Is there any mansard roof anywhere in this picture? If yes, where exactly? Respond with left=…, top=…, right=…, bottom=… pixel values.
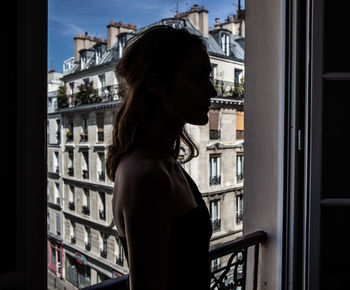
left=65, top=17, right=244, bottom=77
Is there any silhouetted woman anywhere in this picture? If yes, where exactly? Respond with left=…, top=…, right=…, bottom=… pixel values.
left=106, top=25, right=217, bottom=290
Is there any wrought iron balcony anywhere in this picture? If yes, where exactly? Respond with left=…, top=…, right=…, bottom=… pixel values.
left=210, top=175, right=221, bottom=186
left=56, top=85, right=121, bottom=110
left=81, top=231, right=267, bottom=290
left=210, top=129, right=221, bottom=140
left=211, top=79, right=244, bottom=99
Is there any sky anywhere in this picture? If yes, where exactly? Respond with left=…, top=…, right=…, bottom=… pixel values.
left=48, top=0, right=245, bottom=73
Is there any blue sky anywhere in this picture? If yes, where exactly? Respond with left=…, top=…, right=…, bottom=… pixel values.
left=48, top=0, right=244, bottom=73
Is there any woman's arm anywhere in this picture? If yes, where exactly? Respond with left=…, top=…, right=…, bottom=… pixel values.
left=119, top=163, right=175, bottom=290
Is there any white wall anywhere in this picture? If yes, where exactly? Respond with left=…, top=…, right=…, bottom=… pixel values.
left=244, top=0, right=283, bottom=289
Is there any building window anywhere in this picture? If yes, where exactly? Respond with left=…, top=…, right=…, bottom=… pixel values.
left=53, top=151, right=59, bottom=173
left=66, top=254, right=91, bottom=288
left=234, top=68, right=243, bottom=85
left=237, top=153, right=244, bottom=182
left=221, top=33, right=230, bottom=56
left=99, top=232, right=107, bottom=258
left=115, top=237, right=124, bottom=266
left=70, top=220, right=76, bottom=243
left=210, top=200, right=221, bottom=232
left=84, top=226, right=91, bottom=251
left=47, top=212, right=50, bottom=232
left=236, top=194, right=243, bottom=224
left=210, top=63, right=218, bottom=81
left=96, top=113, right=104, bottom=142
left=54, top=182, right=60, bottom=205
left=56, top=119, right=61, bottom=143
left=50, top=246, right=56, bottom=272
left=82, top=151, right=89, bottom=179
left=98, top=152, right=105, bottom=181
left=55, top=213, right=61, bottom=236
left=209, top=109, right=221, bottom=140
left=68, top=185, right=75, bottom=210
left=67, top=118, right=74, bottom=142
left=211, top=258, right=220, bottom=272
left=68, top=151, right=74, bottom=176
left=81, top=116, right=88, bottom=141
left=209, top=154, right=221, bottom=186
left=82, top=188, right=90, bottom=215
left=98, top=192, right=106, bottom=220
left=118, top=35, right=126, bottom=58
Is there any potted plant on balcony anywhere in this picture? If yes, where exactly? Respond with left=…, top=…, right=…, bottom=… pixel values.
left=57, top=85, right=69, bottom=108
left=75, top=81, right=101, bottom=105
left=66, top=129, right=73, bottom=141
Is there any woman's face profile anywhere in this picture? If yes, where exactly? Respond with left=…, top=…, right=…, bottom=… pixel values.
left=161, top=45, right=217, bottom=126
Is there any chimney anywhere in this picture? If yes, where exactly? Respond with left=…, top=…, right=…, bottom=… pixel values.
left=107, top=21, right=137, bottom=50
left=184, top=4, right=209, bottom=37
left=74, top=32, right=106, bottom=62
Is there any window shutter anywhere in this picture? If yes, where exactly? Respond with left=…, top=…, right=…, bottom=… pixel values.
left=97, top=113, right=104, bottom=132
left=209, top=110, right=219, bottom=130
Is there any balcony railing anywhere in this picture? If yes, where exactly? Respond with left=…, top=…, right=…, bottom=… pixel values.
left=81, top=231, right=267, bottom=290
left=211, top=79, right=244, bottom=99
left=57, top=85, right=121, bottom=110
left=210, top=175, right=221, bottom=186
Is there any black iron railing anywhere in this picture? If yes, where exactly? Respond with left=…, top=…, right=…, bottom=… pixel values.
left=210, top=129, right=221, bottom=140
left=210, top=175, right=221, bottom=186
left=57, top=85, right=121, bottom=110
left=81, top=231, right=267, bottom=290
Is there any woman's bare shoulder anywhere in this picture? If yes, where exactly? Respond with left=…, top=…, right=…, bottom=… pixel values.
left=115, top=151, right=175, bottom=206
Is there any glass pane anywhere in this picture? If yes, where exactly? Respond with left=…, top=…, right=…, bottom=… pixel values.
left=324, top=0, right=350, bottom=72
left=321, top=206, right=350, bottom=289
left=322, top=81, right=350, bottom=198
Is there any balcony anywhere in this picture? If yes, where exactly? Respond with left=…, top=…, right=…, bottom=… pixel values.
left=57, top=85, right=121, bottom=110
left=81, top=231, right=267, bottom=290
left=210, top=129, right=221, bottom=140
left=210, top=175, right=221, bottom=186
left=211, top=79, right=244, bottom=99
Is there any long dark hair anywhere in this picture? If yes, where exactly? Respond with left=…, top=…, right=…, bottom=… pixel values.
left=106, top=25, right=205, bottom=181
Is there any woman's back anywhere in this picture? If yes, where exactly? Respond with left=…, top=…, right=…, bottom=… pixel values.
left=112, top=149, right=212, bottom=289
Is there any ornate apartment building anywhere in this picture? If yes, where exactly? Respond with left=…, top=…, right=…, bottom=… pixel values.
left=47, top=5, right=245, bottom=289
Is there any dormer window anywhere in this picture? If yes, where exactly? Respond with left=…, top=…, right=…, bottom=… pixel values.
left=118, top=35, right=127, bottom=58
left=221, top=33, right=230, bottom=56
left=95, top=44, right=106, bottom=65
